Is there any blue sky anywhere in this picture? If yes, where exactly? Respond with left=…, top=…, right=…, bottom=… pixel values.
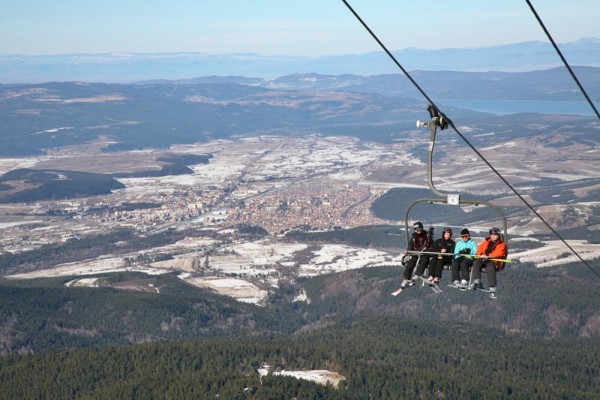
left=1, top=0, right=598, bottom=56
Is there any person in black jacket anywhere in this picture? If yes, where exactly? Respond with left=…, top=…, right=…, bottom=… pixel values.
left=426, top=227, right=455, bottom=284
left=401, top=221, right=434, bottom=287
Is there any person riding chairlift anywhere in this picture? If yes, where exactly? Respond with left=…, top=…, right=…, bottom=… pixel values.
left=451, top=228, right=478, bottom=287
left=401, top=221, right=434, bottom=288
left=426, top=227, right=455, bottom=284
left=471, top=227, right=508, bottom=299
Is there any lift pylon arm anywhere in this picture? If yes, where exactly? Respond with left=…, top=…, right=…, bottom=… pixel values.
left=403, top=106, right=508, bottom=246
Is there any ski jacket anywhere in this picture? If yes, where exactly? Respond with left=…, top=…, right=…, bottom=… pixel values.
left=431, top=237, right=455, bottom=261
left=454, top=238, right=478, bottom=260
left=476, top=236, right=508, bottom=270
left=406, top=231, right=432, bottom=252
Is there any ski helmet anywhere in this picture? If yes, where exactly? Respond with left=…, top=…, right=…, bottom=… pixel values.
left=489, top=227, right=501, bottom=235
left=413, top=221, right=423, bottom=231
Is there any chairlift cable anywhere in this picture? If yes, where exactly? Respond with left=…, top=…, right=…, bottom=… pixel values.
left=340, top=0, right=438, bottom=108
left=525, top=0, right=600, bottom=119
left=341, top=0, right=600, bottom=279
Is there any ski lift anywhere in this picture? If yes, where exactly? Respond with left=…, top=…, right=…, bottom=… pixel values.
left=403, top=105, right=508, bottom=245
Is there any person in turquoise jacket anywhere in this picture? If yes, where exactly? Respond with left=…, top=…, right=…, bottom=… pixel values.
left=450, top=228, right=478, bottom=286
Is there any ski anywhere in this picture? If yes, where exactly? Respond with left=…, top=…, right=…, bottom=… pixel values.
left=391, top=278, right=419, bottom=296
left=447, top=283, right=468, bottom=291
left=447, top=283, right=497, bottom=298
left=391, top=280, right=414, bottom=296
left=428, top=283, right=443, bottom=293
left=473, top=287, right=498, bottom=299
left=416, top=275, right=443, bottom=293
left=391, top=283, right=413, bottom=296
left=472, top=286, right=498, bottom=299
left=391, top=277, right=444, bottom=295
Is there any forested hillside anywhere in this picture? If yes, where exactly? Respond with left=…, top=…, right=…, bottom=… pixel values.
left=0, top=273, right=305, bottom=355
left=0, top=169, right=124, bottom=203
left=2, top=254, right=600, bottom=397
left=1, top=317, right=599, bottom=399
left=2, top=257, right=600, bottom=354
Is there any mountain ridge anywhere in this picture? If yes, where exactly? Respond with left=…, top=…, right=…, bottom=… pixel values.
left=1, top=70, right=598, bottom=156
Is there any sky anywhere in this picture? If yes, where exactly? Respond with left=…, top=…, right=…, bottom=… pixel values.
left=1, top=0, right=598, bottom=56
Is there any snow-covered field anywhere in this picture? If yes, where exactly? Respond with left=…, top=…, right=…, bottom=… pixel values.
left=298, top=244, right=400, bottom=276
left=4, top=237, right=403, bottom=302
left=273, top=369, right=345, bottom=387
left=258, top=363, right=345, bottom=388
left=64, top=277, right=102, bottom=287
left=7, top=232, right=598, bottom=303
left=7, top=255, right=170, bottom=280
left=185, top=276, right=268, bottom=304
left=510, top=239, right=600, bottom=268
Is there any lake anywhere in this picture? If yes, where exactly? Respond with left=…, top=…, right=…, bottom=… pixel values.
left=438, top=99, right=597, bottom=116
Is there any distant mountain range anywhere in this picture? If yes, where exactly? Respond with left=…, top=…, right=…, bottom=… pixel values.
left=1, top=38, right=599, bottom=84
left=147, top=67, right=600, bottom=101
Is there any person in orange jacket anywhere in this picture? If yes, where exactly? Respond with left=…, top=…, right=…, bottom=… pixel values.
left=470, top=227, right=507, bottom=298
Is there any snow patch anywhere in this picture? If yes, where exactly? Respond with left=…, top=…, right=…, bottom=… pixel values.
left=183, top=276, right=268, bottom=304
left=64, top=277, right=101, bottom=287
left=273, top=370, right=345, bottom=388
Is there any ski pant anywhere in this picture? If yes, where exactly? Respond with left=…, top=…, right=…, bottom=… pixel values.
left=403, top=255, right=430, bottom=280
left=471, top=259, right=498, bottom=288
left=428, top=256, right=451, bottom=279
left=451, top=258, right=473, bottom=282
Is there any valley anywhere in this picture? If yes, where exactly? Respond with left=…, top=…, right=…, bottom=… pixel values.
left=1, top=130, right=598, bottom=304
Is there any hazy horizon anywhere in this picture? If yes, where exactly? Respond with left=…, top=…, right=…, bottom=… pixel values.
left=2, top=38, right=599, bottom=84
